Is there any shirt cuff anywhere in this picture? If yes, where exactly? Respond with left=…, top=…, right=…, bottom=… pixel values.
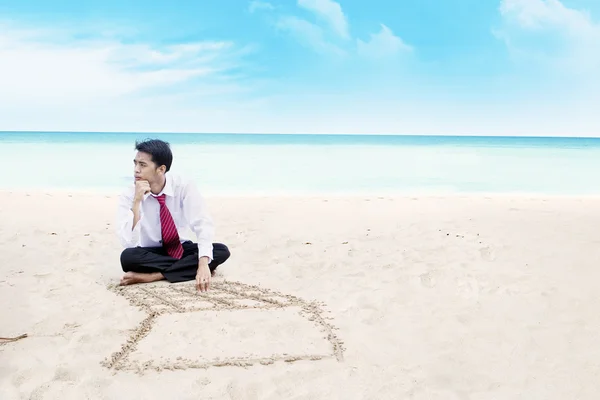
left=127, top=209, right=143, bottom=246
left=197, top=244, right=213, bottom=263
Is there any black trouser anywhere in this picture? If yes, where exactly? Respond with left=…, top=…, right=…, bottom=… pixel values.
left=120, top=241, right=231, bottom=283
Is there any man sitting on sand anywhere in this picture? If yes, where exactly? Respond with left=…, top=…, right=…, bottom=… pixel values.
left=116, top=138, right=230, bottom=292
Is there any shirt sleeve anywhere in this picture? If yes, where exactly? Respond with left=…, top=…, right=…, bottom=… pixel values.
left=116, top=187, right=143, bottom=248
left=181, top=180, right=215, bottom=262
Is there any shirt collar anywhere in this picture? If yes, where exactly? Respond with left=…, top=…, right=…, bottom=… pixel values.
left=161, top=174, right=175, bottom=197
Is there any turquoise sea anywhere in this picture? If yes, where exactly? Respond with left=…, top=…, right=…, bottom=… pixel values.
left=1, top=131, right=600, bottom=196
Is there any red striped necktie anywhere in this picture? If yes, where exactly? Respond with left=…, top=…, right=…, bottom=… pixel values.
left=153, top=194, right=184, bottom=259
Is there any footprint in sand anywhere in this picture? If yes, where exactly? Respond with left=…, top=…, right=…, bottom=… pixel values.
left=479, top=246, right=495, bottom=262
left=53, top=366, right=77, bottom=382
left=196, top=377, right=211, bottom=386
left=457, top=277, right=482, bottom=300
left=419, top=272, right=435, bottom=288
left=29, top=383, right=53, bottom=400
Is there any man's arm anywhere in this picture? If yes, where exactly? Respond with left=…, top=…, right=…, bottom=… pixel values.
left=116, top=188, right=144, bottom=248
left=181, top=180, right=215, bottom=262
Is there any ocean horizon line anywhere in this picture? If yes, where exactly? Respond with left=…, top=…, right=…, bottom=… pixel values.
left=2, top=130, right=600, bottom=140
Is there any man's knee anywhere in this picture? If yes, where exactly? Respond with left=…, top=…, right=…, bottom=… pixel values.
left=214, top=243, right=231, bottom=263
left=120, top=247, right=139, bottom=271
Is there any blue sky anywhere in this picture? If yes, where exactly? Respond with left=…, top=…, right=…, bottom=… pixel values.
left=0, top=0, right=599, bottom=136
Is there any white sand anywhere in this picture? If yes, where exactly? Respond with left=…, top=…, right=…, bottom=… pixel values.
left=2, top=191, right=600, bottom=399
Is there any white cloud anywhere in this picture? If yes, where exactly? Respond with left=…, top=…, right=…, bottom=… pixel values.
left=270, top=1, right=410, bottom=57
left=248, top=1, right=274, bottom=13
left=297, top=0, right=349, bottom=38
left=497, top=0, right=600, bottom=72
left=357, top=24, right=412, bottom=58
left=494, top=0, right=600, bottom=135
left=0, top=21, right=266, bottom=133
left=0, top=22, right=250, bottom=108
left=500, top=0, right=594, bottom=31
left=275, top=16, right=345, bottom=55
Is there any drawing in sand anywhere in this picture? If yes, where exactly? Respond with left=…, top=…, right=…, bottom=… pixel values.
left=103, top=280, right=345, bottom=373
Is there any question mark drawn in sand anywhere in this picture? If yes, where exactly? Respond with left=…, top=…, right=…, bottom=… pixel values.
left=103, top=280, right=344, bottom=373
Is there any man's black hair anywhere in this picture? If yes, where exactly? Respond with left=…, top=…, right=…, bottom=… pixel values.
left=135, top=138, right=173, bottom=172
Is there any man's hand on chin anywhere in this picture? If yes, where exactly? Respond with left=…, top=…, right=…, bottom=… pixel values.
left=196, top=257, right=211, bottom=293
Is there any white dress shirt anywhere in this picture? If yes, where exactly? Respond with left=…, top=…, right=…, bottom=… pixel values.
left=116, top=173, right=215, bottom=261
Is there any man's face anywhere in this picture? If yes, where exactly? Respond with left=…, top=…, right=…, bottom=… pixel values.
left=133, top=151, right=160, bottom=183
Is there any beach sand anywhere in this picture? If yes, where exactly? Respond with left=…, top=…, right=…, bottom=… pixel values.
left=1, top=191, right=600, bottom=399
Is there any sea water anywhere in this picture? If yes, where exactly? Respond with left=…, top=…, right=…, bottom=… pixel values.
left=1, top=131, right=599, bottom=196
